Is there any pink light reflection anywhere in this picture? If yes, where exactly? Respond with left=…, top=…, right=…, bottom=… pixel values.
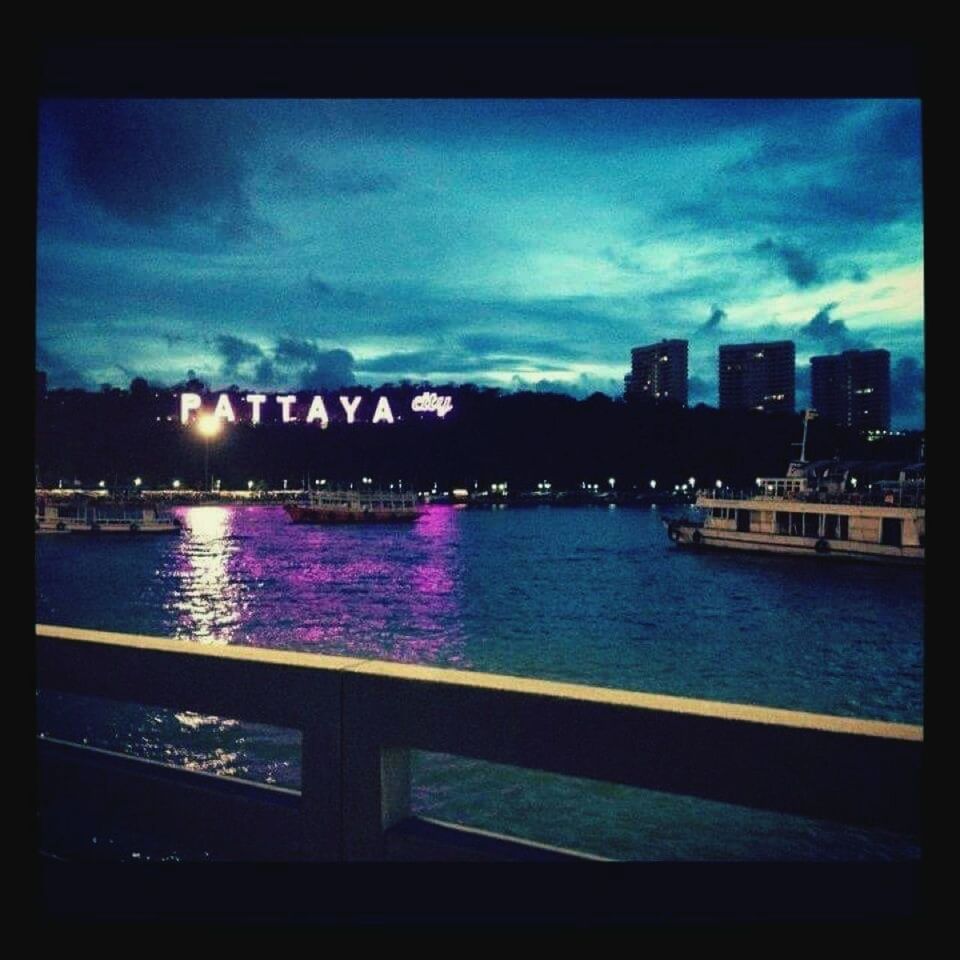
left=164, top=504, right=469, bottom=667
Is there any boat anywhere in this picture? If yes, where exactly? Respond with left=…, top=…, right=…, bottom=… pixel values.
left=35, top=494, right=182, bottom=535
left=664, top=413, right=925, bottom=564
left=283, top=488, right=424, bottom=524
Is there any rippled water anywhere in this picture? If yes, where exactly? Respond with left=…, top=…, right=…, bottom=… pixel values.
left=36, top=504, right=923, bottom=860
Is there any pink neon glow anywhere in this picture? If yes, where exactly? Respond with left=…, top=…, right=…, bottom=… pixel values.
left=161, top=503, right=466, bottom=665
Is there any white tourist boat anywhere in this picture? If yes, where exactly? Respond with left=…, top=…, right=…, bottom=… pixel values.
left=35, top=495, right=182, bottom=534
left=664, top=414, right=924, bottom=564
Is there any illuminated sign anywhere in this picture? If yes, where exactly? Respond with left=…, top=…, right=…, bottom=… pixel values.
left=180, top=391, right=453, bottom=426
left=411, top=391, right=453, bottom=418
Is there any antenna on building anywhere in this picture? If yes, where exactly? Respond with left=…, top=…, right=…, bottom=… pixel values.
left=799, top=408, right=817, bottom=463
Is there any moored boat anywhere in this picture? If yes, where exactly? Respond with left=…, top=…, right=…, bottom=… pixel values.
left=665, top=460, right=924, bottom=565
left=35, top=495, right=182, bottom=534
left=664, top=411, right=924, bottom=564
left=283, top=488, right=423, bottom=524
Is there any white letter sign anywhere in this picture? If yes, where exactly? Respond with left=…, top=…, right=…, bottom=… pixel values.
left=339, top=395, right=362, bottom=424
left=213, top=393, right=236, bottom=422
left=245, top=394, right=267, bottom=424
left=277, top=395, right=298, bottom=422
left=306, top=395, right=329, bottom=426
left=180, top=392, right=202, bottom=424
left=372, top=396, right=395, bottom=424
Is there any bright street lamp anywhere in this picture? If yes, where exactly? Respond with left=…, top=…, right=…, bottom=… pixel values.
left=196, top=414, right=222, bottom=491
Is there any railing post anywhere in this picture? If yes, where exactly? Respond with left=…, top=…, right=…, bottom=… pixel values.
left=299, top=719, right=344, bottom=860
left=341, top=741, right=411, bottom=860
left=341, top=673, right=412, bottom=860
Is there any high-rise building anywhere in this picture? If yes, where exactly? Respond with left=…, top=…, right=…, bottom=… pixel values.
left=810, top=349, right=890, bottom=432
left=718, top=341, right=795, bottom=413
left=624, top=339, right=688, bottom=406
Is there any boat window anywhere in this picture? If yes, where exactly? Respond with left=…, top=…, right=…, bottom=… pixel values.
left=736, top=509, right=750, bottom=532
left=775, top=511, right=790, bottom=535
left=712, top=507, right=722, bottom=518
left=789, top=513, right=804, bottom=537
left=838, top=516, right=849, bottom=540
left=881, top=517, right=903, bottom=547
left=803, top=513, right=820, bottom=538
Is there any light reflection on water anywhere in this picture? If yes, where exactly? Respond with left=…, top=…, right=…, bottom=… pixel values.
left=165, top=506, right=245, bottom=645
left=155, top=504, right=467, bottom=664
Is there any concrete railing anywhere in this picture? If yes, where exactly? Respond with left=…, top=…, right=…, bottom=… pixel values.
left=36, top=625, right=922, bottom=861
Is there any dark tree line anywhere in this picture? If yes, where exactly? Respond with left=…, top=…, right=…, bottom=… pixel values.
left=35, top=380, right=923, bottom=491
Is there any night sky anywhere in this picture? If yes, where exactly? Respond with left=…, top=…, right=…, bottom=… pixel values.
left=36, top=98, right=924, bottom=426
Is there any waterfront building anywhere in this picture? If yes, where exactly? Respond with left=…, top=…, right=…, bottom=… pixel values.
left=624, top=339, right=688, bottom=406
left=810, top=349, right=891, bottom=432
left=719, top=340, right=795, bottom=413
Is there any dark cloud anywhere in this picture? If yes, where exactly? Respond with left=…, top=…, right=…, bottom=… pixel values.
left=216, top=334, right=264, bottom=376
left=754, top=239, right=823, bottom=288
left=300, top=349, right=356, bottom=390
left=891, top=355, right=924, bottom=425
left=275, top=338, right=324, bottom=368
left=803, top=184, right=916, bottom=228
left=509, top=374, right=623, bottom=399
left=699, top=305, right=726, bottom=332
left=36, top=344, right=95, bottom=390
left=254, top=358, right=277, bottom=384
left=459, top=333, right=586, bottom=362
left=798, top=303, right=871, bottom=352
left=849, top=264, right=870, bottom=283
left=357, top=350, right=568, bottom=376
left=600, top=246, right=647, bottom=274
left=51, top=100, right=267, bottom=240
left=307, top=273, right=333, bottom=297
left=268, top=338, right=356, bottom=389
left=723, top=140, right=806, bottom=174
left=273, top=154, right=398, bottom=196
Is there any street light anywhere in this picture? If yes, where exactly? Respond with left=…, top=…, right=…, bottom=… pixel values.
left=196, top=414, right=222, bottom=491
left=649, top=479, right=657, bottom=489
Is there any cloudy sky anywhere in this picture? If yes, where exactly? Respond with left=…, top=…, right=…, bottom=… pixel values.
left=36, top=99, right=924, bottom=426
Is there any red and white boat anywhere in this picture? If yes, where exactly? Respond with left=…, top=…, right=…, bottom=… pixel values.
left=283, top=489, right=423, bottom=524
